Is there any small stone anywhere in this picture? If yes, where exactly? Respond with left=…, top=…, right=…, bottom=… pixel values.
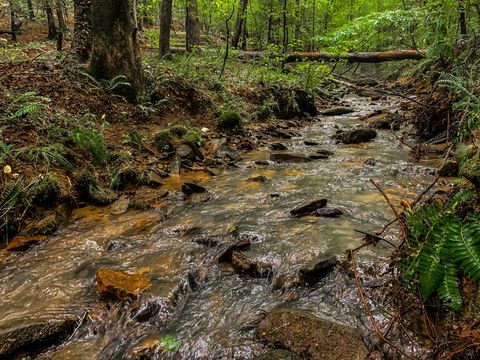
left=231, top=251, right=272, bottom=278
left=290, top=199, right=328, bottom=217
left=304, top=140, right=319, bottom=146
left=313, top=208, right=343, bottom=218
left=333, top=128, right=377, bottom=144
left=248, top=176, right=267, bottom=183
left=182, top=182, right=207, bottom=196
left=270, top=143, right=288, bottom=151
left=148, top=171, right=163, bottom=186
left=96, top=268, right=151, bottom=301
left=218, top=238, right=251, bottom=262
left=6, top=235, right=48, bottom=251
left=320, top=106, right=354, bottom=116
left=317, top=149, right=334, bottom=157
left=299, top=256, right=339, bottom=285
left=109, top=196, right=130, bottom=215
left=270, top=153, right=311, bottom=163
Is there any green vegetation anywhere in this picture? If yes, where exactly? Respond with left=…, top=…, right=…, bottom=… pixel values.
left=216, top=109, right=244, bottom=133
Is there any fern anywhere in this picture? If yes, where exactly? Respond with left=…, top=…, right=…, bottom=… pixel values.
left=0, top=180, right=21, bottom=212
left=437, top=265, right=462, bottom=311
left=448, top=216, right=480, bottom=280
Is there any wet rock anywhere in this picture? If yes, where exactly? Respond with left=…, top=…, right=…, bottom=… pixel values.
left=216, top=145, right=242, bottom=163
left=317, top=149, right=334, bottom=158
left=218, top=238, right=252, bottom=262
left=363, top=157, right=376, bottom=166
left=273, top=89, right=317, bottom=119
left=439, top=160, right=459, bottom=177
left=255, top=350, right=303, bottom=360
left=0, top=317, right=78, bottom=359
left=354, top=78, right=378, bottom=86
left=6, top=235, right=48, bottom=251
left=255, top=160, right=275, bottom=166
left=106, top=240, right=129, bottom=251
left=96, top=268, right=151, bottom=301
left=231, top=251, right=272, bottom=278
left=248, top=176, right=267, bottom=183
left=304, top=140, right=319, bottom=146
left=270, top=143, right=288, bottom=151
left=148, top=171, right=164, bottom=186
left=177, top=144, right=195, bottom=160
left=181, top=182, right=207, bottom=196
left=109, top=196, right=130, bottom=215
left=334, top=128, right=377, bottom=144
left=299, top=256, right=339, bottom=285
left=168, top=153, right=181, bottom=174
left=89, top=187, right=118, bottom=206
left=270, top=153, right=311, bottom=163
left=320, top=106, right=354, bottom=116
left=270, top=193, right=281, bottom=198
left=366, top=113, right=402, bottom=130
left=309, top=154, right=330, bottom=161
left=313, top=208, right=343, bottom=218
left=28, top=213, right=63, bottom=236
left=257, top=309, right=369, bottom=360
left=192, top=234, right=225, bottom=247
left=290, top=199, right=327, bottom=217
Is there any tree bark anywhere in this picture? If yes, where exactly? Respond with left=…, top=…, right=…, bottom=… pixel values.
left=89, top=0, right=144, bottom=102
left=159, top=0, right=173, bottom=56
left=186, top=0, right=201, bottom=52
left=9, top=0, right=18, bottom=41
left=27, top=0, right=35, bottom=20
left=45, top=1, right=58, bottom=40
left=74, top=0, right=92, bottom=62
left=232, top=0, right=248, bottom=49
left=56, top=0, right=67, bottom=32
left=238, top=49, right=426, bottom=63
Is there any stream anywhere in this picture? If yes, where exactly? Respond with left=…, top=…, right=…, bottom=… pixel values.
left=0, top=92, right=441, bottom=359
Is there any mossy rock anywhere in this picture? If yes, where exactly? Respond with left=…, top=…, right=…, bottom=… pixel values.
left=154, top=130, right=174, bottom=152
left=24, top=174, right=61, bottom=205
left=182, top=128, right=203, bottom=147
left=216, top=110, right=244, bottom=133
left=169, top=125, right=188, bottom=137
left=76, top=171, right=118, bottom=205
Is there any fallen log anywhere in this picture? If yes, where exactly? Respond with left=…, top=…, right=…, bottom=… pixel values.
left=239, top=49, right=425, bottom=63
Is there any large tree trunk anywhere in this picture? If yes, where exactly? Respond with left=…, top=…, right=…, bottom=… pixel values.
left=89, top=0, right=144, bottom=102
left=74, top=0, right=92, bottom=62
left=238, top=49, right=426, bottom=63
left=232, top=0, right=248, bottom=49
left=45, top=1, right=58, bottom=40
left=159, top=0, right=173, bottom=56
left=186, top=0, right=201, bottom=52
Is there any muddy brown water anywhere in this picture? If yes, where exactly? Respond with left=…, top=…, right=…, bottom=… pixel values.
left=0, top=94, right=441, bottom=359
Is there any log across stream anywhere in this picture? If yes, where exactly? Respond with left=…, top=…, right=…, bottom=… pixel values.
left=0, top=90, right=442, bottom=359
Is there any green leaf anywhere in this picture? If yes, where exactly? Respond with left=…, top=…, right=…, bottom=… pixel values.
left=158, top=336, right=180, bottom=352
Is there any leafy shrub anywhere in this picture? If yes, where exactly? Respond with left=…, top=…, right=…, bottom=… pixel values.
left=402, top=193, right=480, bottom=310
left=122, top=130, right=146, bottom=151
left=169, top=125, right=188, bottom=137
left=182, top=128, right=202, bottom=146
left=216, top=109, right=244, bottom=133
left=154, top=130, right=174, bottom=152
left=71, top=127, right=109, bottom=165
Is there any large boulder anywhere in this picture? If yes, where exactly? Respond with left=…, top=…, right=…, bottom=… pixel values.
left=257, top=309, right=369, bottom=360
left=334, top=128, right=377, bottom=144
left=0, top=317, right=78, bottom=359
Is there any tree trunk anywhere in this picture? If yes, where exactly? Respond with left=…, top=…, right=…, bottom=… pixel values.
left=56, top=0, right=67, bottom=32
left=459, top=1, right=468, bottom=37
left=238, top=49, right=426, bottom=63
left=186, top=0, right=201, bottom=52
left=267, top=0, right=273, bottom=44
left=9, top=0, right=18, bottom=41
left=27, top=0, right=35, bottom=19
left=89, top=0, right=144, bottom=102
left=159, top=0, right=173, bottom=56
left=45, top=1, right=58, bottom=40
left=232, top=0, right=248, bottom=49
left=282, top=0, right=288, bottom=52
left=74, top=0, right=92, bottom=62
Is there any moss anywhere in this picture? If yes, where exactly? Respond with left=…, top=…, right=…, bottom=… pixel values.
left=216, top=109, right=244, bottom=133
left=182, top=128, right=202, bottom=146
left=169, top=125, right=188, bottom=137
left=154, top=130, right=174, bottom=152
left=25, top=174, right=61, bottom=205
left=457, top=145, right=480, bottom=188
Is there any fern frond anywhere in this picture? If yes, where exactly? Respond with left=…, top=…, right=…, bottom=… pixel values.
left=417, top=243, right=445, bottom=299
left=437, top=265, right=462, bottom=311
left=448, top=218, right=480, bottom=280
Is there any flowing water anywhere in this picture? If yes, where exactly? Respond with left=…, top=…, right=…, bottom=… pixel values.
left=0, top=93, right=441, bottom=359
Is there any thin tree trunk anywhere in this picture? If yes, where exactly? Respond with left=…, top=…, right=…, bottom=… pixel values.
left=186, top=0, right=201, bottom=52
left=27, top=0, right=35, bottom=20
left=74, top=0, right=92, bottom=62
left=283, top=0, right=288, bottom=52
left=459, top=0, right=468, bottom=36
left=9, top=0, right=18, bottom=41
left=56, top=0, right=67, bottom=32
left=232, top=0, right=248, bottom=49
left=45, top=1, right=58, bottom=40
left=159, top=0, right=173, bottom=56
left=267, top=0, right=274, bottom=44
left=89, top=0, right=144, bottom=102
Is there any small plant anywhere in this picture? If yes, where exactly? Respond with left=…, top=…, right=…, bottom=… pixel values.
left=0, top=140, right=13, bottom=165
left=71, top=127, right=109, bottom=165
left=24, top=174, right=61, bottom=205
left=169, top=124, right=188, bottom=137
left=182, top=128, right=202, bottom=146
left=1, top=90, right=50, bottom=122
left=158, top=336, right=180, bottom=352
left=154, top=130, right=174, bottom=152
left=122, top=130, right=146, bottom=151
left=216, top=109, right=244, bottom=133
left=21, top=144, right=74, bottom=170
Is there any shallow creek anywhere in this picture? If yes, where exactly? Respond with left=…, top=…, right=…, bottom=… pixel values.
left=0, top=94, right=442, bottom=359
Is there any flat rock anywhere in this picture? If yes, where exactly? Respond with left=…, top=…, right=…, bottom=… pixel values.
left=270, top=153, right=311, bottom=163
left=317, top=149, right=334, bottom=157
left=304, top=140, right=319, bottom=146
left=0, top=317, right=78, bottom=359
left=313, top=208, right=343, bottom=218
left=257, top=309, right=369, bottom=360
left=248, top=176, right=267, bottom=183
left=270, top=143, right=288, bottom=151
left=299, top=256, right=339, bottom=285
left=231, top=251, right=272, bottom=278
left=182, top=182, right=207, bottom=196
left=96, top=268, right=151, bottom=301
left=6, top=235, right=48, bottom=251
left=334, top=128, right=377, bottom=144
left=148, top=171, right=163, bottom=186
left=365, top=113, right=402, bottom=130
left=320, top=106, right=354, bottom=116
left=290, top=199, right=327, bottom=217
left=109, top=196, right=130, bottom=215
left=218, top=238, right=252, bottom=262
left=176, top=144, right=196, bottom=160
